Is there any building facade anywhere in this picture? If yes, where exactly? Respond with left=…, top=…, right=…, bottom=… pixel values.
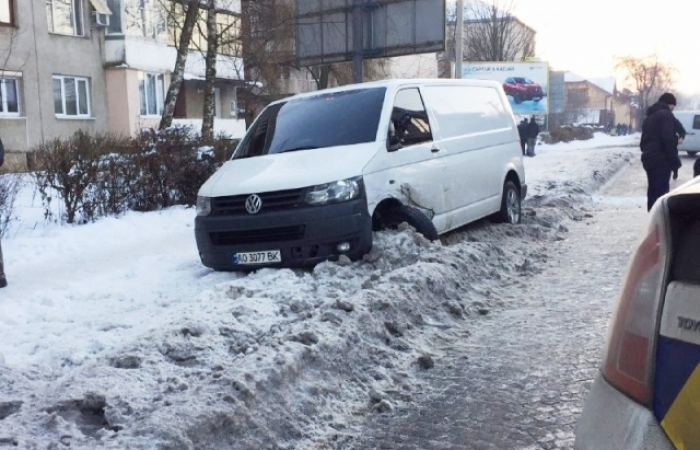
left=0, top=0, right=245, bottom=164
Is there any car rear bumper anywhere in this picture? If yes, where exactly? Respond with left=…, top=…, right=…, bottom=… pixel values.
left=574, top=375, right=673, bottom=450
left=195, top=198, right=373, bottom=270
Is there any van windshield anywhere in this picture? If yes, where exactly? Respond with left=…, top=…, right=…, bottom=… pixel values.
left=232, top=87, right=386, bottom=159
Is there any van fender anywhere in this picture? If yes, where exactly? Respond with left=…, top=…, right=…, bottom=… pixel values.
left=366, top=183, right=436, bottom=221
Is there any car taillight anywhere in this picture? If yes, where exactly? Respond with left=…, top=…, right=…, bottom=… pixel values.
left=602, top=208, right=669, bottom=406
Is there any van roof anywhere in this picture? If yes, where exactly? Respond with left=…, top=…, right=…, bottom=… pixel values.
left=269, top=78, right=503, bottom=105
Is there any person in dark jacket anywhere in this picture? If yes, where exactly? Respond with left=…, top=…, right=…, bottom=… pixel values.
left=674, top=116, right=686, bottom=144
left=694, top=158, right=700, bottom=178
left=0, top=137, right=5, bottom=288
left=639, top=93, right=682, bottom=211
left=517, top=118, right=528, bottom=155
left=526, top=116, right=539, bottom=156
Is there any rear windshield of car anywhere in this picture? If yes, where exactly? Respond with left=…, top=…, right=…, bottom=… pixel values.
left=232, top=87, right=386, bottom=159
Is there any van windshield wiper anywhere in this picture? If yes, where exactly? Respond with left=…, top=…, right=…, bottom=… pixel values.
left=278, top=145, right=319, bottom=153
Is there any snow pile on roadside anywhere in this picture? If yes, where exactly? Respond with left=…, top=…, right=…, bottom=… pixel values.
left=0, top=143, right=637, bottom=449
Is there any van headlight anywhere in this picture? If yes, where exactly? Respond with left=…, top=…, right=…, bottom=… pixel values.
left=304, top=177, right=362, bottom=206
left=196, top=196, right=211, bottom=216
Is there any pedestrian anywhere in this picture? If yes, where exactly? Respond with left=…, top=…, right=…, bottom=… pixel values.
left=616, top=123, right=622, bottom=136
left=526, top=116, right=539, bottom=157
left=639, top=92, right=682, bottom=212
left=517, top=118, right=528, bottom=155
left=0, top=136, right=6, bottom=288
left=694, top=158, right=700, bottom=178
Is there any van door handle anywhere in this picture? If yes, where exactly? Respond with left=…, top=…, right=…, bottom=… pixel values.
left=431, top=146, right=441, bottom=153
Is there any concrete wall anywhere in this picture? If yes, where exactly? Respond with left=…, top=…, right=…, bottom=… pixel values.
left=0, top=0, right=109, bottom=152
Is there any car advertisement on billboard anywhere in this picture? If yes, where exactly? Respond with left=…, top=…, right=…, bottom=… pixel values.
left=458, top=61, right=550, bottom=115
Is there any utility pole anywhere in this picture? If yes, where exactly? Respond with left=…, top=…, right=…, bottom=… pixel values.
left=455, top=0, right=464, bottom=79
left=352, top=0, right=364, bottom=83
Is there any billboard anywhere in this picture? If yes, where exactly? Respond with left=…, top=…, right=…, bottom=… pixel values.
left=458, top=61, right=550, bottom=115
left=296, top=0, right=446, bottom=66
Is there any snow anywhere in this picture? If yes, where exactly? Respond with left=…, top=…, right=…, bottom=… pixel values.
left=0, top=132, right=640, bottom=449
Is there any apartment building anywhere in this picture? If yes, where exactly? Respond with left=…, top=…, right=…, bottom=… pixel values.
left=0, top=0, right=110, bottom=155
left=0, top=0, right=245, bottom=161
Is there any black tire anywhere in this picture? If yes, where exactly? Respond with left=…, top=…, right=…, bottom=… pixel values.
left=381, top=205, right=439, bottom=241
left=688, top=151, right=697, bottom=157
left=492, top=180, right=521, bottom=224
left=514, top=94, right=523, bottom=104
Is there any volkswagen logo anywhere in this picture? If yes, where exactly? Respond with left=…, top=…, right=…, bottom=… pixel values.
left=245, top=194, right=262, bottom=214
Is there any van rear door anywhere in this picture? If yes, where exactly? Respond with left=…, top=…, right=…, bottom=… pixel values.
left=677, top=113, right=700, bottom=155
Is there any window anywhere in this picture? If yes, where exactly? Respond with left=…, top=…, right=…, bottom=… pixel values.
left=0, top=78, right=19, bottom=115
left=46, top=0, right=84, bottom=36
left=217, top=14, right=241, bottom=57
left=389, top=88, right=433, bottom=147
left=693, top=115, right=700, bottom=130
left=139, top=72, right=165, bottom=116
left=1, top=0, right=15, bottom=26
left=233, top=88, right=386, bottom=160
left=53, top=76, right=91, bottom=117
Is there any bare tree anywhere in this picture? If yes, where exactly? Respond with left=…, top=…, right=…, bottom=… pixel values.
left=158, top=0, right=201, bottom=130
left=200, top=0, right=219, bottom=140
left=456, top=0, right=535, bottom=62
left=616, top=54, right=675, bottom=125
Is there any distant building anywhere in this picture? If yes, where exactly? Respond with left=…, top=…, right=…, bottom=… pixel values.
left=557, top=72, right=635, bottom=129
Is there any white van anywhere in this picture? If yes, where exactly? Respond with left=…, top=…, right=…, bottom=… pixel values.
left=195, top=79, right=527, bottom=270
left=674, top=110, right=700, bottom=156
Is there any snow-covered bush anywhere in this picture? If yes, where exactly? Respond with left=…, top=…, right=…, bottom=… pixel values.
left=0, top=172, right=24, bottom=237
left=544, top=126, right=594, bottom=144
left=30, top=128, right=234, bottom=225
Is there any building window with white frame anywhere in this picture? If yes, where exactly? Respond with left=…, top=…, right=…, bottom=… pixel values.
left=46, top=0, right=84, bottom=36
left=139, top=72, right=165, bottom=116
left=0, top=78, right=20, bottom=115
left=53, top=75, right=91, bottom=118
left=1, top=0, right=15, bottom=26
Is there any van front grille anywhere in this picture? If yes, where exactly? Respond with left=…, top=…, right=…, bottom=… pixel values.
left=211, top=189, right=304, bottom=216
left=209, top=225, right=306, bottom=246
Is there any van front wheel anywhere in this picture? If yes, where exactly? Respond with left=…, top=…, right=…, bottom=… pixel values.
left=380, top=205, right=439, bottom=241
left=492, top=180, right=521, bottom=224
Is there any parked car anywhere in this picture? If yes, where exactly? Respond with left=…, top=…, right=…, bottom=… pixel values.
left=194, top=79, right=527, bottom=270
left=503, top=77, right=545, bottom=104
left=575, top=177, right=700, bottom=449
left=673, top=110, right=700, bottom=156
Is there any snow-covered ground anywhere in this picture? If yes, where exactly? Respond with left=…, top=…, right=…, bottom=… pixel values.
left=0, top=132, right=640, bottom=449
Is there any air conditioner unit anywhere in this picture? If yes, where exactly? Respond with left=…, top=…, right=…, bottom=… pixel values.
left=92, top=11, right=109, bottom=28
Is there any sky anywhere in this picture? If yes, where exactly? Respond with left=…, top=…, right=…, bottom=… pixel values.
left=511, top=0, right=698, bottom=95
left=0, top=131, right=647, bottom=449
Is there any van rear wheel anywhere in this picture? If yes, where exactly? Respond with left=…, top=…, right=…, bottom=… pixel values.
left=688, top=151, right=697, bottom=157
left=492, top=180, right=521, bottom=224
left=380, top=205, right=439, bottom=241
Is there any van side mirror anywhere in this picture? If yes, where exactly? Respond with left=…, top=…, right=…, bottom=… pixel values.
left=388, top=135, right=402, bottom=152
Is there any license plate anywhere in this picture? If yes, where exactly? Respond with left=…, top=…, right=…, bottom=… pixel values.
left=233, top=250, right=281, bottom=265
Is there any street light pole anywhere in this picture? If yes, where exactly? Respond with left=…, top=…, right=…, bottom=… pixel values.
left=455, top=0, right=464, bottom=79
left=352, top=0, right=364, bottom=83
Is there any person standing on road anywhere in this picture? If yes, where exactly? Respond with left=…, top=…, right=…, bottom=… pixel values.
left=0, top=137, right=6, bottom=288
left=526, top=116, right=539, bottom=157
left=518, top=118, right=528, bottom=155
left=640, top=92, right=682, bottom=211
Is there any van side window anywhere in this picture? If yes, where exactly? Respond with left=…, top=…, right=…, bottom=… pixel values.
left=693, top=115, right=700, bottom=130
left=389, top=88, right=432, bottom=149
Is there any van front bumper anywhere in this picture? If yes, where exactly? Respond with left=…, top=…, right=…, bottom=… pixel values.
left=195, top=198, right=373, bottom=270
